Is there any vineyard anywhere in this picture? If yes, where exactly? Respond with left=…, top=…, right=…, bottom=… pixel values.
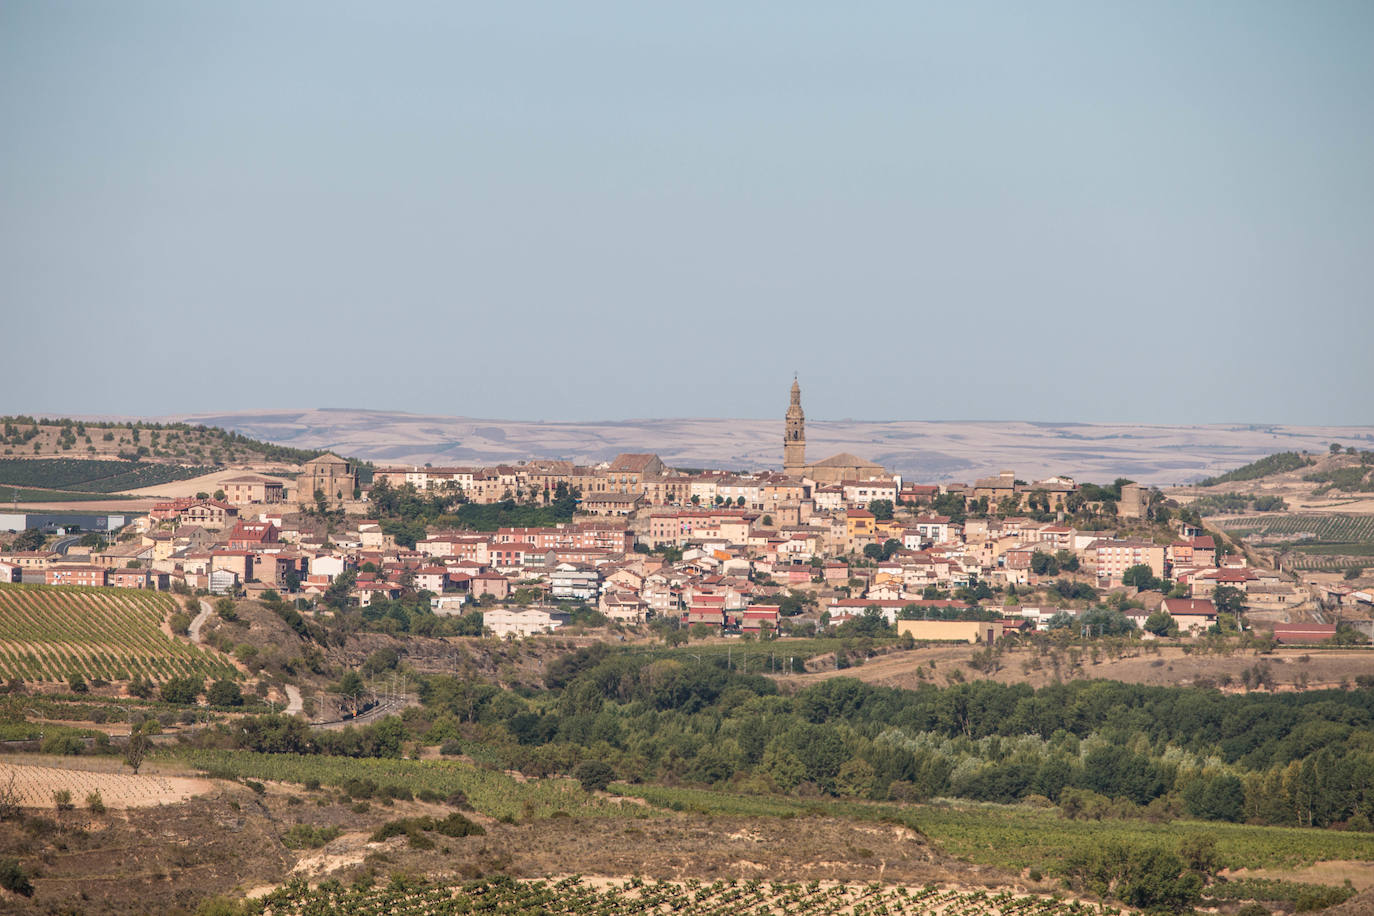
left=1218, top=514, right=1374, bottom=542
left=0, top=486, right=136, bottom=502
left=181, top=750, right=643, bottom=822
left=0, top=457, right=216, bottom=493
left=0, top=584, right=238, bottom=684
left=252, top=876, right=1127, bottom=916
left=0, top=760, right=208, bottom=808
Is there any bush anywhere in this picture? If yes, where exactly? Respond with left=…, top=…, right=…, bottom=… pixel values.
left=0, top=858, right=33, bottom=897
left=439, top=739, right=463, bottom=757
left=41, top=734, right=85, bottom=756
left=86, top=790, right=105, bottom=815
left=160, top=675, right=204, bottom=705
left=433, top=812, right=484, bottom=838
left=281, top=824, right=342, bottom=849
left=66, top=672, right=88, bottom=693
left=574, top=760, right=616, bottom=793
left=52, top=788, right=74, bottom=811
left=207, top=679, right=244, bottom=707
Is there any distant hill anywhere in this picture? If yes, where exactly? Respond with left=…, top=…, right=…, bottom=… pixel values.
left=163, top=408, right=1374, bottom=486
left=1, top=416, right=325, bottom=466
left=1197, top=451, right=1316, bottom=487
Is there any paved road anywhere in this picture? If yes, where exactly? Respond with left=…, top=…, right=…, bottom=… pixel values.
left=51, top=535, right=82, bottom=555
left=189, top=599, right=214, bottom=643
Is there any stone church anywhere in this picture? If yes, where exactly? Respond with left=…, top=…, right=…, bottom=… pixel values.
left=782, top=378, right=886, bottom=484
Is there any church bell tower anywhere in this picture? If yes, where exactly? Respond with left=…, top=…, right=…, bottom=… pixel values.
left=784, top=376, right=806, bottom=474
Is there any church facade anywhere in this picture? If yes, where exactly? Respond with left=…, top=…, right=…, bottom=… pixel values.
left=783, top=379, right=887, bottom=485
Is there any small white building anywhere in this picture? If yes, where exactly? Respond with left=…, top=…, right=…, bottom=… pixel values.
left=430, top=595, right=468, bottom=616
left=209, top=568, right=238, bottom=595
left=484, top=607, right=569, bottom=638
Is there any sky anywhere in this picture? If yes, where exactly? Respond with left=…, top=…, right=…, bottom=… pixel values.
left=3, top=1, right=1372, bottom=426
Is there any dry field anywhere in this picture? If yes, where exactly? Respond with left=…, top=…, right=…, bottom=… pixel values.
left=788, top=644, right=1374, bottom=692
left=0, top=759, right=209, bottom=809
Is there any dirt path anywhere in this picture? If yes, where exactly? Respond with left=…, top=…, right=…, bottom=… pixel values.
left=190, top=599, right=214, bottom=644
left=283, top=684, right=302, bottom=716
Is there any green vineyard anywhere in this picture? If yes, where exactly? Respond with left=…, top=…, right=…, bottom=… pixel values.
left=1219, top=514, right=1374, bottom=542
left=0, top=584, right=238, bottom=684
left=251, top=875, right=1127, bottom=916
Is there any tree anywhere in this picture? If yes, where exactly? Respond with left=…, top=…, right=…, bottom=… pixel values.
left=1183, top=774, right=1244, bottom=822
left=160, top=675, right=203, bottom=705
left=867, top=499, right=894, bottom=521
left=1212, top=585, right=1246, bottom=616
left=574, top=760, right=616, bottom=793
left=207, top=679, right=244, bottom=707
left=123, top=731, right=149, bottom=774
left=11, top=529, right=46, bottom=551
left=338, top=670, right=366, bottom=715
left=1122, top=564, right=1161, bottom=591
left=1143, top=610, right=1177, bottom=637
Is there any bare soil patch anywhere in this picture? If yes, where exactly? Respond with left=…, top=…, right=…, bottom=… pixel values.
left=784, top=645, right=1374, bottom=692
left=0, top=760, right=210, bottom=809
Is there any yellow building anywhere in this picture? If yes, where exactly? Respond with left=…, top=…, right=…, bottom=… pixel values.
left=897, top=619, right=1003, bottom=645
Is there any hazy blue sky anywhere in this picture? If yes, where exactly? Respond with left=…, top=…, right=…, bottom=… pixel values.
left=3, top=2, right=1371, bottom=425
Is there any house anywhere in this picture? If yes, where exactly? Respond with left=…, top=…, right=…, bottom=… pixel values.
left=220, top=475, right=286, bottom=505
left=972, top=471, right=1017, bottom=509
left=210, top=550, right=254, bottom=583
left=600, top=453, right=665, bottom=494
left=109, top=568, right=157, bottom=590
left=1160, top=598, right=1218, bottom=633
left=549, top=564, right=600, bottom=601
left=581, top=492, right=643, bottom=516
left=841, top=479, right=898, bottom=507
left=1088, top=538, right=1166, bottom=586
left=897, top=619, right=1002, bottom=645
left=737, top=605, right=780, bottom=634
left=470, top=572, right=510, bottom=601
left=1168, top=536, right=1217, bottom=570
left=179, top=500, right=238, bottom=530
left=1269, top=623, right=1337, bottom=644
left=599, top=590, right=649, bottom=623
left=412, top=566, right=448, bottom=593
left=45, top=565, right=107, bottom=587
left=430, top=595, right=469, bottom=616
left=484, top=607, right=569, bottom=638
left=0, top=550, right=59, bottom=569
left=227, top=521, right=279, bottom=550
left=91, top=543, right=153, bottom=568
left=0, top=561, right=19, bottom=583
left=209, top=568, right=238, bottom=595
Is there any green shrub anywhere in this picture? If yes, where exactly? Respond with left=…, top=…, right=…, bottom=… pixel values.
left=433, top=812, right=484, bottom=838
left=281, top=824, right=342, bottom=849
left=0, top=857, right=33, bottom=896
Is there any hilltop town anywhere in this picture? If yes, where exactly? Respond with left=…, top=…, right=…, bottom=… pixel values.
left=3, top=382, right=1368, bottom=653
left=0, top=391, right=1372, bottom=914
